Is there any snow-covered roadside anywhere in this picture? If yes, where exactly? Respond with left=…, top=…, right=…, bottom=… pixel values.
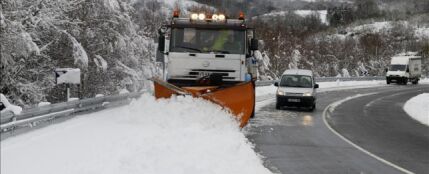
left=1, top=94, right=272, bottom=174
left=403, top=93, right=429, bottom=126
left=420, top=78, right=429, bottom=84
left=0, top=94, right=22, bottom=115
left=255, top=80, right=386, bottom=97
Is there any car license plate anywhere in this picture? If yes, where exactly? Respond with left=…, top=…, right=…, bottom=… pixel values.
left=288, top=99, right=300, bottom=102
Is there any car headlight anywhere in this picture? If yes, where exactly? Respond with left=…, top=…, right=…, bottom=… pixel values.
left=277, top=90, right=285, bottom=95
left=303, top=92, right=312, bottom=96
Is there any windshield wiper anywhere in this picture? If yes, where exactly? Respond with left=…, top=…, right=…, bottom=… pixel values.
left=175, top=46, right=202, bottom=53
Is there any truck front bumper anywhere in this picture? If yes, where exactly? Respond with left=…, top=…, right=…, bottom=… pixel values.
left=386, top=76, right=408, bottom=83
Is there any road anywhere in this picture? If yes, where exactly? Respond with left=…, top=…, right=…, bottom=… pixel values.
left=327, top=85, right=429, bottom=174
left=248, top=85, right=429, bottom=174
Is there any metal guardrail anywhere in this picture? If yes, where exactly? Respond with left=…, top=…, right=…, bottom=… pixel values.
left=255, top=76, right=384, bottom=86
left=1, top=92, right=144, bottom=131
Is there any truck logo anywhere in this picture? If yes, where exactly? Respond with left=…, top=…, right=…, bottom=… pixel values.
left=202, top=61, right=210, bottom=67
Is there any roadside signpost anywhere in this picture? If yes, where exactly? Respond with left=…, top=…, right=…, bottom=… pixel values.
left=55, top=68, right=81, bottom=101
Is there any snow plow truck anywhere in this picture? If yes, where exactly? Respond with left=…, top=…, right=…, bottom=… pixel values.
left=153, top=11, right=259, bottom=127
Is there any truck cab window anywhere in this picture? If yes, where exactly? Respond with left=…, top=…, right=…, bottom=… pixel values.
left=170, top=28, right=245, bottom=54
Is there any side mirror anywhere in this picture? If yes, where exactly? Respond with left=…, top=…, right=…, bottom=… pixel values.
left=385, top=68, right=388, bottom=72
left=158, top=35, right=165, bottom=52
left=314, top=84, right=319, bottom=88
left=274, top=82, right=279, bottom=87
left=406, top=68, right=410, bottom=73
left=250, top=38, right=258, bottom=51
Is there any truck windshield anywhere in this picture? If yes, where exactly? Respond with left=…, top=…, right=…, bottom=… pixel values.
left=280, top=75, right=313, bottom=88
left=170, top=28, right=245, bottom=54
left=390, top=65, right=406, bottom=71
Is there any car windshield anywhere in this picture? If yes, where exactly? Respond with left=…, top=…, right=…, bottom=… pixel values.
left=170, top=28, right=245, bottom=54
left=280, top=75, right=313, bottom=88
left=390, top=64, right=406, bottom=71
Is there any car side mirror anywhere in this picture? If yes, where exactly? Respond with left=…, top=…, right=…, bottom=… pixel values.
left=250, top=38, right=258, bottom=51
left=406, top=68, right=409, bottom=73
left=314, top=84, right=319, bottom=88
left=274, top=82, right=279, bottom=87
left=158, top=35, right=165, bottom=52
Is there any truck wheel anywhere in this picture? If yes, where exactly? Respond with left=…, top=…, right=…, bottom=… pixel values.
left=402, top=78, right=408, bottom=85
left=386, top=80, right=390, bottom=84
left=412, top=80, right=418, bottom=85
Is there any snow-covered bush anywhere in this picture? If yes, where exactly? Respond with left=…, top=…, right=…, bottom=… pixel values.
left=1, top=0, right=169, bottom=106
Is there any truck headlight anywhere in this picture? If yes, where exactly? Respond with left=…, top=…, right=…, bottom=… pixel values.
left=303, top=92, right=312, bottom=96
left=277, top=90, right=285, bottom=95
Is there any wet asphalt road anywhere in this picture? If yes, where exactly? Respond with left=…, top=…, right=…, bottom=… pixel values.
left=247, top=85, right=429, bottom=174
left=328, top=85, right=429, bottom=174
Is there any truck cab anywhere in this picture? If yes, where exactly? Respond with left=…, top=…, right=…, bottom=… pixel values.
left=386, top=52, right=422, bottom=85
left=158, top=12, right=259, bottom=87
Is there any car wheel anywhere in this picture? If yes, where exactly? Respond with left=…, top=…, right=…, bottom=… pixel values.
left=309, top=103, right=316, bottom=111
left=276, top=103, right=281, bottom=110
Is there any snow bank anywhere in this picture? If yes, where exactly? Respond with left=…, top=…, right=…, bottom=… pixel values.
left=420, top=78, right=429, bottom=84
left=38, top=102, right=51, bottom=107
left=295, top=10, right=328, bottom=24
left=1, top=94, right=272, bottom=174
left=318, top=80, right=385, bottom=91
left=0, top=94, right=22, bottom=115
left=255, top=10, right=328, bottom=25
left=403, top=93, right=429, bottom=126
left=255, top=80, right=386, bottom=97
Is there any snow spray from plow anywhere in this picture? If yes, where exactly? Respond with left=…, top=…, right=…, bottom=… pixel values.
left=152, top=78, right=255, bottom=127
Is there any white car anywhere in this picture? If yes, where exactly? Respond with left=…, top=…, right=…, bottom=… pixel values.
left=274, top=69, right=318, bottom=111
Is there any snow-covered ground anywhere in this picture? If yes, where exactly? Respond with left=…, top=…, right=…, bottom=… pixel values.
left=1, top=94, right=272, bottom=174
left=403, top=93, right=429, bottom=126
left=331, top=20, right=429, bottom=39
left=254, top=10, right=328, bottom=25
left=0, top=94, right=22, bottom=115
left=256, top=80, right=387, bottom=97
left=1, top=79, right=424, bottom=174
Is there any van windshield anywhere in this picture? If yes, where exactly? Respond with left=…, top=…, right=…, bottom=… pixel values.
left=390, top=65, right=406, bottom=71
left=280, top=75, right=313, bottom=88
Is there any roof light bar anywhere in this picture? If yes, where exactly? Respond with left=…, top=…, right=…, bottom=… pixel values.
left=198, top=13, right=206, bottom=20
left=191, top=13, right=198, bottom=20
left=189, top=13, right=226, bottom=21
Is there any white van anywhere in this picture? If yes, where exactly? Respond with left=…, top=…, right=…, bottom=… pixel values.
left=274, top=69, right=318, bottom=111
left=386, top=52, right=422, bottom=85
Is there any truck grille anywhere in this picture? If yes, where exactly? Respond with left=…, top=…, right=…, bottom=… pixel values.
left=183, top=69, right=237, bottom=80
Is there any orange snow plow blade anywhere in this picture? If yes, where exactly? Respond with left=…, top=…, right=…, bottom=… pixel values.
left=152, top=78, right=255, bottom=127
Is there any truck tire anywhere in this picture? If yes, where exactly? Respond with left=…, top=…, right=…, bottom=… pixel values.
left=402, top=78, right=408, bottom=85
left=412, top=79, right=419, bottom=85
left=386, top=79, right=390, bottom=84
